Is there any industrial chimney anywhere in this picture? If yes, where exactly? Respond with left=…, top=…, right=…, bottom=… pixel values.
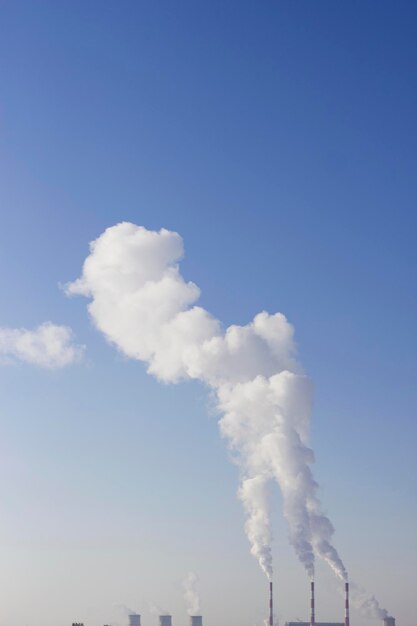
left=190, top=618, right=203, bottom=626
left=310, top=581, right=315, bottom=626
left=269, top=581, right=273, bottom=626
left=344, top=582, right=350, bottom=626
left=159, top=616, right=172, bottom=626
left=129, top=616, right=141, bottom=626
left=383, top=618, right=395, bottom=626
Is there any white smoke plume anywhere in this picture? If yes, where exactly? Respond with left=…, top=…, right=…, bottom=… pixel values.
left=148, top=603, right=169, bottom=616
left=66, top=222, right=346, bottom=581
left=183, top=571, right=201, bottom=616
left=350, top=584, right=391, bottom=620
left=0, top=321, right=83, bottom=368
left=239, top=474, right=272, bottom=579
left=114, top=604, right=139, bottom=616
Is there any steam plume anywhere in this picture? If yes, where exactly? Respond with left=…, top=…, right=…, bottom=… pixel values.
left=114, top=604, right=139, bottom=616
left=350, top=584, right=391, bottom=620
left=66, top=222, right=346, bottom=580
left=149, top=603, right=169, bottom=616
left=183, top=572, right=201, bottom=616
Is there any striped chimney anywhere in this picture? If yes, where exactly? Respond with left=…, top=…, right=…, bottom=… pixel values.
left=310, top=581, right=315, bottom=626
left=345, top=582, right=350, bottom=626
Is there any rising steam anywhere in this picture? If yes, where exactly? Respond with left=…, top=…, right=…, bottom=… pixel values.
left=183, top=572, right=201, bottom=616
left=350, top=584, right=391, bottom=620
left=148, top=603, right=169, bottom=617
left=65, top=222, right=347, bottom=582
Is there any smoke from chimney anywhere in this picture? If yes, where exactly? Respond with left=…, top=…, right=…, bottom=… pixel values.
left=349, top=582, right=391, bottom=620
left=183, top=572, right=201, bottom=616
left=67, top=222, right=388, bottom=614
left=66, top=222, right=347, bottom=582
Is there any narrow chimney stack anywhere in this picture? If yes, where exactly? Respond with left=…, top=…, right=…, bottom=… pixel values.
left=310, top=581, right=315, bottom=626
left=345, top=582, right=350, bottom=626
left=269, top=581, right=273, bottom=626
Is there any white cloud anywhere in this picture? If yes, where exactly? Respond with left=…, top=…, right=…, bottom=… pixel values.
left=0, top=322, right=84, bottom=368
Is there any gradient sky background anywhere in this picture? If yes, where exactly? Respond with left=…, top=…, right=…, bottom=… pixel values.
left=0, top=2, right=416, bottom=626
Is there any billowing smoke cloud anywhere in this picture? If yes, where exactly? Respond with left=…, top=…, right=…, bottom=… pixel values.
left=183, top=571, right=201, bottom=616
left=65, top=222, right=346, bottom=581
left=0, top=322, right=83, bottom=368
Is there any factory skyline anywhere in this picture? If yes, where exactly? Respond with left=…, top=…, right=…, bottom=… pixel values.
left=68, top=580, right=395, bottom=626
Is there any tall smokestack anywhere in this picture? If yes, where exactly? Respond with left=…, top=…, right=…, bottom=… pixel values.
left=190, top=618, right=203, bottom=626
left=383, top=618, right=395, bottom=626
left=310, top=581, right=315, bottom=626
left=159, top=616, right=172, bottom=626
left=269, top=581, right=273, bottom=626
left=345, top=582, right=350, bottom=626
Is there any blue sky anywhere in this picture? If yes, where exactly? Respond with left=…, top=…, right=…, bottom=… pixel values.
left=0, top=2, right=416, bottom=626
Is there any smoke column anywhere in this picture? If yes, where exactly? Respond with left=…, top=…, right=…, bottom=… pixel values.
left=66, top=222, right=348, bottom=581
left=350, top=584, right=391, bottom=620
left=149, top=603, right=169, bottom=617
left=183, top=572, right=201, bottom=616
left=115, top=605, right=140, bottom=617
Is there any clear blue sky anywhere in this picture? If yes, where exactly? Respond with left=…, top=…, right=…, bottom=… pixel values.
left=0, top=3, right=416, bottom=626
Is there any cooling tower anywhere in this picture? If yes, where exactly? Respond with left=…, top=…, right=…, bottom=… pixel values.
left=383, top=618, right=395, bottom=626
left=129, top=616, right=141, bottom=626
left=190, top=617, right=203, bottom=626
left=159, top=616, right=172, bottom=626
